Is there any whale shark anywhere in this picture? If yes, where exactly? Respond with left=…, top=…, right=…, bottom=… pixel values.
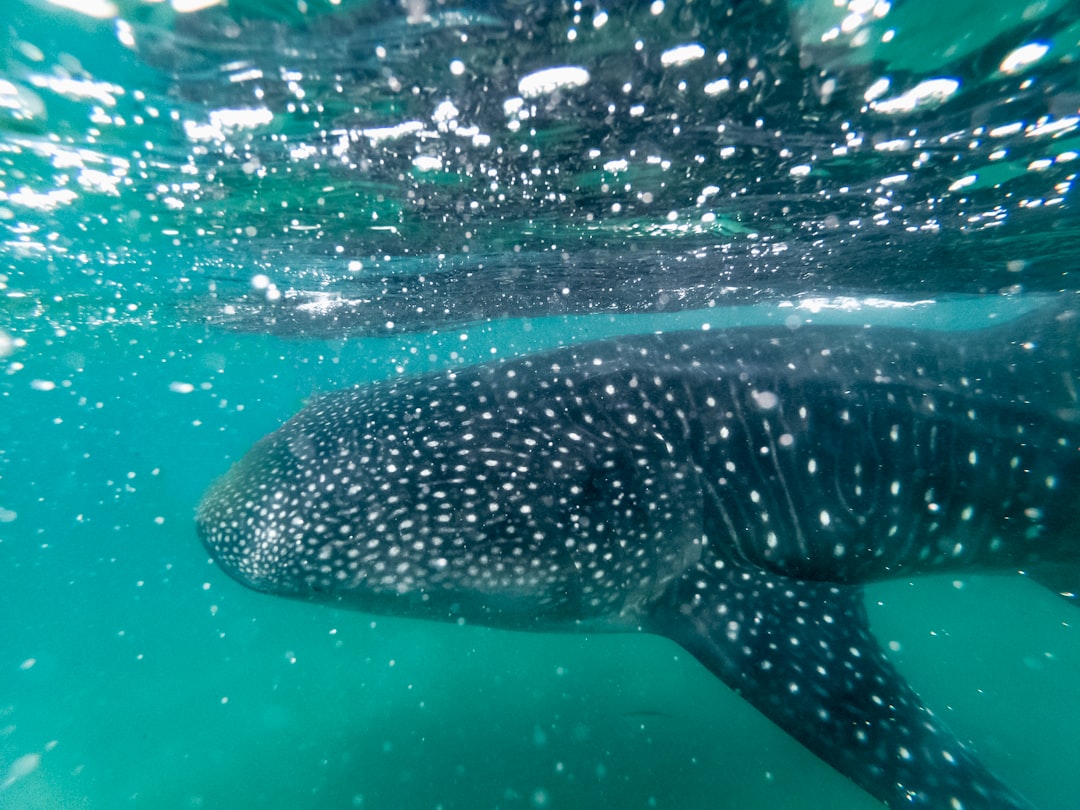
left=197, top=301, right=1079, bottom=809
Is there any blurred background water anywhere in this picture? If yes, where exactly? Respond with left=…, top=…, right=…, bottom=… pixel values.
left=1, top=0, right=1078, bottom=807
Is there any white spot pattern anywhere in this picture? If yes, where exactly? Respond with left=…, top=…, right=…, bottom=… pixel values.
left=197, top=316, right=1078, bottom=810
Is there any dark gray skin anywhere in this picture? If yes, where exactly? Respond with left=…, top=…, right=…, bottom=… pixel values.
left=198, top=301, right=1080, bottom=810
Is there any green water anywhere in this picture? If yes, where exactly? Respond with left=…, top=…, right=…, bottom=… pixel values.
left=2, top=0, right=1080, bottom=807
left=1, top=310, right=1077, bottom=808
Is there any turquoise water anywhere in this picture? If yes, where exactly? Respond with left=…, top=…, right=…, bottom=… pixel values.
left=2, top=309, right=1078, bottom=808
left=2, top=0, right=1080, bottom=808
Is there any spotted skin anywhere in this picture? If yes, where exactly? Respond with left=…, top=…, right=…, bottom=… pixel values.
left=198, top=304, right=1080, bottom=810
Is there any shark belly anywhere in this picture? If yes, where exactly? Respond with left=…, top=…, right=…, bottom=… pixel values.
left=197, top=302, right=1079, bottom=810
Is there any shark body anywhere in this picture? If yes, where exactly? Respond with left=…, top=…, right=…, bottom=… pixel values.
left=198, top=303, right=1080, bottom=809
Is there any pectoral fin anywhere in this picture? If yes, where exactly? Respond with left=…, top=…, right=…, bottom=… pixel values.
left=1024, top=562, right=1079, bottom=605
left=647, top=561, right=1035, bottom=809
